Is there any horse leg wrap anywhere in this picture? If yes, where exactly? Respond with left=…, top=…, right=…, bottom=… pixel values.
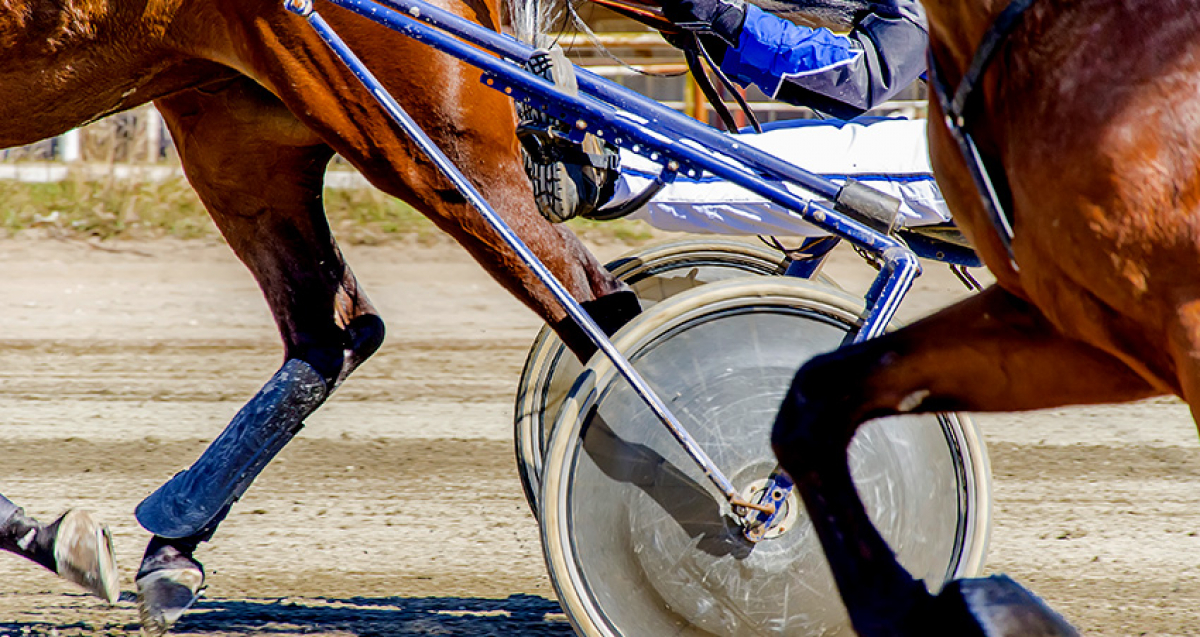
left=135, top=359, right=327, bottom=538
left=552, top=290, right=642, bottom=361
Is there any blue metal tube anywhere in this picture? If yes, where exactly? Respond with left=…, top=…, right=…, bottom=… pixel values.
left=781, top=238, right=840, bottom=279
left=289, top=3, right=752, bottom=509
left=745, top=249, right=918, bottom=539
left=318, top=0, right=924, bottom=343
left=321, top=0, right=904, bottom=257
left=287, top=0, right=930, bottom=531
left=857, top=247, right=921, bottom=343
left=902, top=232, right=983, bottom=267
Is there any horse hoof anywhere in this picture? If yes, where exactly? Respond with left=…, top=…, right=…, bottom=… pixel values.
left=136, top=565, right=204, bottom=636
left=51, top=509, right=120, bottom=604
left=944, top=574, right=1080, bottom=636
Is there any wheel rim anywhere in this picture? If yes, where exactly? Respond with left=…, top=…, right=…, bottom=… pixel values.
left=541, top=278, right=991, bottom=636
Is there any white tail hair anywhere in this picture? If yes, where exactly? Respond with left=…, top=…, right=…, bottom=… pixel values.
left=506, top=0, right=559, bottom=44
left=502, top=0, right=872, bottom=53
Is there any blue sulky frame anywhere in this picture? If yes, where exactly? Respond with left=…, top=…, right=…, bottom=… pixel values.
left=283, top=0, right=978, bottom=536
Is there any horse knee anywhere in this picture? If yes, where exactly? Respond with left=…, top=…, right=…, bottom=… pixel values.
left=292, top=313, right=386, bottom=390
left=345, top=313, right=386, bottom=368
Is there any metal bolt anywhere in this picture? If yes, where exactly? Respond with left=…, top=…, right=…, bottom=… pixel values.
left=285, top=0, right=314, bottom=15
left=575, top=119, right=587, bottom=130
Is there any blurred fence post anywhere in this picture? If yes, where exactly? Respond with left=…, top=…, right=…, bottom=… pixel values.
left=60, top=129, right=81, bottom=162
left=145, top=107, right=163, bottom=162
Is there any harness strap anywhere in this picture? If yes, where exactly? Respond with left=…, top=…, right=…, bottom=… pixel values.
left=695, top=35, right=763, bottom=134
left=932, top=0, right=1037, bottom=267
left=685, top=47, right=742, bottom=132
left=586, top=172, right=671, bottom=221
left=683, top=35, right=763, bottom=134
left=948, top=0, right=1038, bottom=122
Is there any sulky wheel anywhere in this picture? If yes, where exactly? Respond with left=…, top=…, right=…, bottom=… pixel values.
left=539, top=277, right=991, bottom=636
left=514, top=239, right=794, bottom=517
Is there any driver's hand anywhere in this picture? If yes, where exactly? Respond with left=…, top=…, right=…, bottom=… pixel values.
left=660, top=0, right=747, bottom=45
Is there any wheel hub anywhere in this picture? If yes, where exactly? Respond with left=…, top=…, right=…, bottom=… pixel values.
left=739, top=477, right=800, bottom=540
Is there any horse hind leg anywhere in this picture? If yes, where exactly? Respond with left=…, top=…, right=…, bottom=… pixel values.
left=131, top=78, right=385, bottom=634
left=771, top=285, right=1157, bottom=636
left=233, top=15, right=638, bottom=361
left=1165, top=304, right=1200, bottom=440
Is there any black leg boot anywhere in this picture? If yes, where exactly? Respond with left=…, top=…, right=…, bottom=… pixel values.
left=551, top=290, right=643, bottom=361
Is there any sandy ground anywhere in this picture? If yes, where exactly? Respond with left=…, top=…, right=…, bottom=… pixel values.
left=0, top=235, right=1199, bottom=636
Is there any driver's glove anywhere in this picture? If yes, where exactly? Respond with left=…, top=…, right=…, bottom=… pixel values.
left=660, top=0, right=747, bottom=46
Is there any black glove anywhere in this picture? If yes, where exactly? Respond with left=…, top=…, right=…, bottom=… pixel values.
left=660, top=0, right=747, bottom=46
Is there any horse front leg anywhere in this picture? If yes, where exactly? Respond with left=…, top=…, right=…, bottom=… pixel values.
left=772, top=285, right=1158, bottom=636
left=132, top=79, right=385, bottom=635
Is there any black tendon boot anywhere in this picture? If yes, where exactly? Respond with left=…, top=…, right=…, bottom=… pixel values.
left=136, top=512, right=224, bottom=636
left=0, top=508, right=119, bottom=603
left=551, top=290, right=643, bottom=361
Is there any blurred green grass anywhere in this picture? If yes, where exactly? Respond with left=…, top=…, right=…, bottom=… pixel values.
left=0, top=174, right=654, bottom=245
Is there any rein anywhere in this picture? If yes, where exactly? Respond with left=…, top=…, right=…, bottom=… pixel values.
left=928, top=0, right=1037, bottom=265
left=585, top=0, right=762, bottom=132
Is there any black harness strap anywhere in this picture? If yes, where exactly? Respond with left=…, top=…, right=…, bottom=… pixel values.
left=928, top=0, right=1037, bottom=266
left=683, top=34, right=763, bottom=134
left=695, top=35, right=763, bottom=134
left=685, top=47, right=742, bottom=133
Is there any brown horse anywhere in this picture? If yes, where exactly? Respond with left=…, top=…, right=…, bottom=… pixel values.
left=771, top=0, right=1200, bottom=634
left=2, top=0, right=639, bottom=632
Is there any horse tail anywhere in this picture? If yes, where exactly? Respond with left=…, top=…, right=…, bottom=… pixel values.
left=503, top=0, right=877, bottom=47
left=505, top=0, right=559, bottom=44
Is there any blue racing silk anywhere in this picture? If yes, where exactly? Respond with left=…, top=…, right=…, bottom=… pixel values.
left=719, top=5, right=860, bottom=98
left=716, top=0, right=929, bottom=119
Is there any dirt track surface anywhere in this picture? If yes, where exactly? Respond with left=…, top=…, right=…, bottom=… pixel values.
left=1, top=236, right=1200, bottom=636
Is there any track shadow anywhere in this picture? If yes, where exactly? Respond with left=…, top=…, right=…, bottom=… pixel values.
left=179, top=595, right=574, bottom=635
left=0, top=594, right=574, bottom=636
left=581, top=410, right=755, bottom=559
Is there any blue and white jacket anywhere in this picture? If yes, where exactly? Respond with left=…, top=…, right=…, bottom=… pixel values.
left=719, top=0, right=927, bottom=118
